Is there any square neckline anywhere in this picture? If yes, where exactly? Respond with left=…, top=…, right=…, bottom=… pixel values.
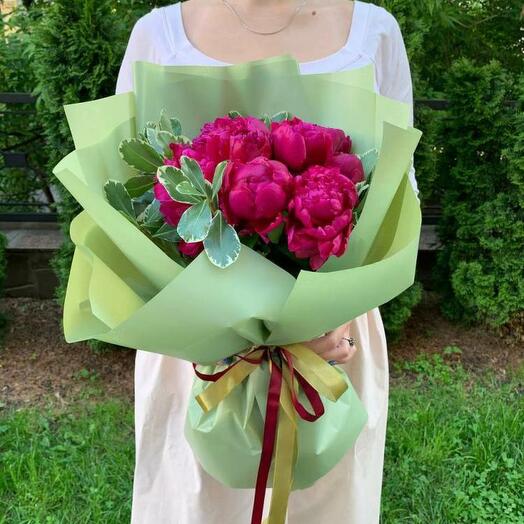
left=164, top=1, right=368, bottom=69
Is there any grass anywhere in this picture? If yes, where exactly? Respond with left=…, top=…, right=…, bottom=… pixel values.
left=0, top=402, right=134, bottom=524
left=0, top=353, right=523, bottom=523
left=383, top=354, right=524, bottom=523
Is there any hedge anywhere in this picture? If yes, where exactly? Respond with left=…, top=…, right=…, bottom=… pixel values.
left=434, top=60, right=523, bottom=334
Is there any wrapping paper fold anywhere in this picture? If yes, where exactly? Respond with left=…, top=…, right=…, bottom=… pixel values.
left=53, top=56, right=422, bottom=365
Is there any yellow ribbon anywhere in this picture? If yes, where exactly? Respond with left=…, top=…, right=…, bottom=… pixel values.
left=195, top=344, right=348, bottom=524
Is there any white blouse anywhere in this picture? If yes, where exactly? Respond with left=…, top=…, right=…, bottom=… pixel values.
left=116, top=0, right=418, bottom=194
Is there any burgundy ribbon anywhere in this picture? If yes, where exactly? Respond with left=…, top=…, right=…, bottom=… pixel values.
left=194, top=347, right=326, bottom=524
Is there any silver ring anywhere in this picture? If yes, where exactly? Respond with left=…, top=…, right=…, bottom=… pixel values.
left=343, top=337, right=355, bottom=347
left=328, top=360, right=338, bottom=366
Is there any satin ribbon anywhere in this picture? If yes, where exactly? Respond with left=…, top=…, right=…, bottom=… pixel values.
left=193, top=344, right=348, bottom=524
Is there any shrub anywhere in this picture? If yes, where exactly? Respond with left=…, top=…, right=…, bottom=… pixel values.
left=26, top=0, right=176, bottom=303
left=380, top=282, right=423, bottom=341
left=434, top=60, right=523, bottom=332
left=0, top=7, right=49, bottom=211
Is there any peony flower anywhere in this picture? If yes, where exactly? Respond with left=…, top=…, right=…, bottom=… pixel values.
left=219, top=156, right=293, bottom=240
left=286, top=165, right=358, bottom=270
left=271, top=117, right=352, bottom=171
left=191, top=116, right=271, bottom=176
left=178, top=240, right=204, bottom=258
left=327, top=153, right=365, bottom=183
left=163, top=142, right=186, bottom=168
left=153, top=182, right=202, bottom=258
left=163, top=143, right=217, bottom=182
left=325, top=127, right=352, bottom=154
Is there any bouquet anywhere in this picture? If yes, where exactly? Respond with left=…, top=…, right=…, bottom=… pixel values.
left=53, top=56, right=421, bottom=524
left=112, top=110, right=372, bottom=273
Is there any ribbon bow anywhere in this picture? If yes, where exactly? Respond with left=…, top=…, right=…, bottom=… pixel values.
left=193, top=344, right=348, bottom=524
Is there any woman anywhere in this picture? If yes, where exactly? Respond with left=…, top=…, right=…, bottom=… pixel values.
left=115, top=1, right=418, bottom=522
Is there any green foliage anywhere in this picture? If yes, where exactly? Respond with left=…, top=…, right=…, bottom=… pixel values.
left=434, top=60, right=523, bottom=330
left=384, top=354, right=524, bottom=523
left=21, top=0, right=177, bottom=305
left=372, top=0, right=523, bottom=96
left=0, top=7, right=50, bottom=212
left=0, top=400, right=134, bottom=522
left=380, top=281, right=423, bottom=341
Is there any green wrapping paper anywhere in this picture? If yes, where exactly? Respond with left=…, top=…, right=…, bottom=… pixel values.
left=53, top=56, right=421, bottom=363
left=186, top=360, right=367, bottom=489
left=52, top=56, right=421, bottom=494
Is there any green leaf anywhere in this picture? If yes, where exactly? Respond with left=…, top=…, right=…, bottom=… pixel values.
left=271, top=111, right=293, bottom=122
left=260, top=113, right=271, bottom=128
left=177, top=201, right=213, bottom=242
left=241, top=234, right=259, bottom=249
left=170, top=117, right=182, bottom=136
left=145, top=126, right=164, bottom=155
left=119, top=139, right=164, bottom=173
left=176, top=180, right=205, bottom=198
left=124, top=175, right=155, bottom=198
left=356, top=181, right=370, bottom=196
left=157, top=165, right=203, bottom=205
left=104, top=180, right=135, bottom=222
left=180, top=156, right=207, bottom=195
left=228, top=110, right=242, bottom=118
left=156, top=238, right=188, bottom=267
left=204, top=211, right=241, bottom=269
left=156, top=130, right=177, bottom=157
left=212, top=160, right=228, bottom=199
left=171, top=135, right=192, bottom=145
left=267, top=222, right=285, bottom=243
left=158, top=109, right=173, bottom=133
left=140, top=199, right=163, bottom=228
left=152, top=222, right=180, bottom=242
left=358, top=148, right=379, bottom=180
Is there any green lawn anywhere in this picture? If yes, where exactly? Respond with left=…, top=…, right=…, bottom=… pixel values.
left=1, top=354, right=523, bottom=524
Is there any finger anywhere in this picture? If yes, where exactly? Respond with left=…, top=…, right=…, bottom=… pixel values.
left=305, top=324, right=349, bottom=355
left=322, top=343, right=357, bottom=364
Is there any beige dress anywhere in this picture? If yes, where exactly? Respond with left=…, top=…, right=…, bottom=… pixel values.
left=115, top=2, right=417, bottom=522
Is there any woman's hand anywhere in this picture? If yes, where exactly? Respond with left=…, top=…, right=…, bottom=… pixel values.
left=302, top=321, right=357, bottom=364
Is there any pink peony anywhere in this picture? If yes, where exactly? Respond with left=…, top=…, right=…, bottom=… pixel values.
left=271, top=117, right=352, bottom=171
left=153, top=182, right=202, bottom=258
left=327, top=153, right=365, bottom=183
left=326, top=127, right=352, bottom=154
left=190, top=116, right=271, bottom=176
left=163, top=142, right=186, bottom=168
left=178, top=240, right=204, bottom=258
left=220, top=156, right=293, bottom=240
left=286, top=165, right=358, bottom=270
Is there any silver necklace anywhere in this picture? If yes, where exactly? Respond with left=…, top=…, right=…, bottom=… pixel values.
left=222, top=0, right=307, bottom=36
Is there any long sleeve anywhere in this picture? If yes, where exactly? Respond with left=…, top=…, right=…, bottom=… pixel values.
left=373, top=9, right=419, bottom=197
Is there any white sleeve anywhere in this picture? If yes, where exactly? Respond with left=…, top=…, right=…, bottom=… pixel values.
left=374, top=9, right=419, bottom=198
left=115, top=15, right=154, bottom=95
